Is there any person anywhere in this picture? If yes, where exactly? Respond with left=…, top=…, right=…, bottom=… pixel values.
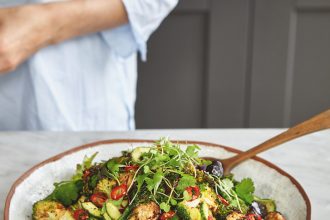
left=0, top=0, right=178, bottom=131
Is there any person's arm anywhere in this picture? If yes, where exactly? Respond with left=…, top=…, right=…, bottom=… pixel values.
left=0, top=0, right=128, bottom=73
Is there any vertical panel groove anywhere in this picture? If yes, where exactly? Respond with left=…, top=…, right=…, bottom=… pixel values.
left=201, top=12, right=211, bottom=128
left=283, top=10, right=298, bottom=127
left=243, top=0, right=256, bottom=128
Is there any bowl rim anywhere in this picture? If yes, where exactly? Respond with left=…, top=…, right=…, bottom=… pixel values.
left=4, top=139, right=311, bottom=220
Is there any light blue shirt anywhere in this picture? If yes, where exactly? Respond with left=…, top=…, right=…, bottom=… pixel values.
left=0, top=0, right=178, bottom=131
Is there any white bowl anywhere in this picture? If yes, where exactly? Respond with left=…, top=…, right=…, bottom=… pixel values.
left=4, top=139, right=311, bottom=220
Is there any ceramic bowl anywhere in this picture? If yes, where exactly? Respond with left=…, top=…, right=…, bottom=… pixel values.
left=5, top=140, right=311, bottom=220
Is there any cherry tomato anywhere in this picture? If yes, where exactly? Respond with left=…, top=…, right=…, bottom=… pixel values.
left=185, top=186, right=200, bottom=201
left=208, top=216, right=215, bottom=220
left=73, top=209, right=89, bottom=220
left=124, top=165, right=139, bottom=172
left=111, top=184, right=127, bottom=200
left=90, top=192, right=108, bottom=207
left=160, top=210, right=176, bottom=220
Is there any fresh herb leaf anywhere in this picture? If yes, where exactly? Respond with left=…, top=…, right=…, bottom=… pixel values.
left=46, top=180, right=83, bottom=206
left=170, top=198, right=177, bottom=206
left=235, top=178, right=255, bottom=204
left=185, top=145, right=200, bottom=158
left=143, top=165, right=151, bottom=174
left=72, top=152, right=98, bottom=181
left=176, top=174, right=196, bottom=192
left=145, top=171, right=163, bottom=193
left=160, top=202, right=170, bottom=212
left=137, top=174, right=147, bottom=191
left=107, top=159, right=120, bottom=176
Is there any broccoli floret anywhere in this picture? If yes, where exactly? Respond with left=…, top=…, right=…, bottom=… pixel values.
left=32, top=200, right=72, bottom=220
left=177, top=201, right=202, bottom=220
left=94, top=178, right=116, bottom=195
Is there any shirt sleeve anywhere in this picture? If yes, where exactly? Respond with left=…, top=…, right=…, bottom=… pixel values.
left=100, top=0, right=178, bottom=61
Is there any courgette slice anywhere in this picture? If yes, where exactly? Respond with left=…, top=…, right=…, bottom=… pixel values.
left=106, top=201, right=122, bottom=220
left=200, top=202, right=209, bottom=220
left=131, top=147, right=150, bottom=162
left=104, top=212, right=112, bottom=220
left=82, top=202, right=101, bottom=217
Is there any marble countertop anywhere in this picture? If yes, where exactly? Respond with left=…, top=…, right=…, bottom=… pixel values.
left=1, top=129, right=329, bottom=219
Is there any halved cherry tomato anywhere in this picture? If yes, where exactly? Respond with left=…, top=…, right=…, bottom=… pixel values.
left=90, top=192, right=108, bottom=207
left=160, top=210, right=176, bottom=220
left=208, top=216, right=215, bottom=220
left=73, top=209, right=89, bottom=220
left=185, top=186, right=200, bottom=201
left=217, top=195, right=229, bottom=206
left=111, top=184, right=127, bottom=200
left=124, top=165, right=139, bottom=172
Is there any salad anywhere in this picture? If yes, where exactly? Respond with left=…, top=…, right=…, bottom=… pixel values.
left=32, top=138, right=285, bottom=220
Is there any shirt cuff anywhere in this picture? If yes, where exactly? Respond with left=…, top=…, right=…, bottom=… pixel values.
left=101, top=24, right=145, bottom=61
left=101, top=0, right=178, bottom=61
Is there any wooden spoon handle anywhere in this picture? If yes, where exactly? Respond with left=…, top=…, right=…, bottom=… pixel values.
left=222, top=109, right=330, bottom=174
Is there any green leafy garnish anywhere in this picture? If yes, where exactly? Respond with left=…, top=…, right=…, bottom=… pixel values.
left=107, top=159, right=120, bottom=176
left=72, top=152, right=98, bottom=181
left=185, top=145, right=200, bottom=158
left=176, top=174, right=196, bottom=192
left=160, top=202, right=171, bottom=212
left=46, top=180, right=83, bottom=206
left=235, top=178, right=255, bottom=204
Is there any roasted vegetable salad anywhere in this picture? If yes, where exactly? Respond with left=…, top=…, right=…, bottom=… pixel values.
left=32, top=138, right=285, bottom=220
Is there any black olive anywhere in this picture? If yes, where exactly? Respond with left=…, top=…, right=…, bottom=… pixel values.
left=205, top=160, right=224, bottom=177
left=249, top=201, right=268, bottom=218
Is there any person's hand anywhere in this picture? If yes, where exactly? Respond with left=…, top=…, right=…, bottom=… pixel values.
left=0, top=6, right=53, bottom=74
left=0, top=0, right=127, bottom=74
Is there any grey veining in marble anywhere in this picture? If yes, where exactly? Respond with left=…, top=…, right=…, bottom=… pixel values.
left=0, top=129, right=329, bottom=218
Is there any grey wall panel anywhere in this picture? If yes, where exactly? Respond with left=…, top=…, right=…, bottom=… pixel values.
left=248, top=0, right=293, bottom=127
left=135, top=13, right=207, bottom=128
left=206, top=0, right=251, bottom=128
left=290, top=11, right=330, bottom=124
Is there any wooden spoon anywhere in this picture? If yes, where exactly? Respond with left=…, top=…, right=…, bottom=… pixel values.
left=221, top=109, right=330, bottom=175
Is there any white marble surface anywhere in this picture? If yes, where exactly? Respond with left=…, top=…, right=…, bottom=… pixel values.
left=0, top=129, right=329, bottom=219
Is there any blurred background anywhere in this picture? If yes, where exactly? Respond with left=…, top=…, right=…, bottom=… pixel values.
left=135, top=0, right=330, bottom=129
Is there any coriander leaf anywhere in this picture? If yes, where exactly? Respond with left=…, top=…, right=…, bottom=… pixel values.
left=144, top=165, right=151, bottom=174
left=160, top=202, right=170, bottom=212
left=137, top=174, right=147, bottom=191
left=170, top=198, right=177, bottom=206
left=106, top=159, right=120, bottom=176
left=235, top=178, right=255, bottom=204
left=47, top=180, right=83, bottom=206
left=200, top=159, right=212, bottom=166
left=145, top=171, right=163, bottom=193
left=153, top=171, right=164, bottom=193
left=72, top=152, right=98, bottom=181
left=176, top=174, right=196, bottom=192
left=185, top=145, right=200, bottom=158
